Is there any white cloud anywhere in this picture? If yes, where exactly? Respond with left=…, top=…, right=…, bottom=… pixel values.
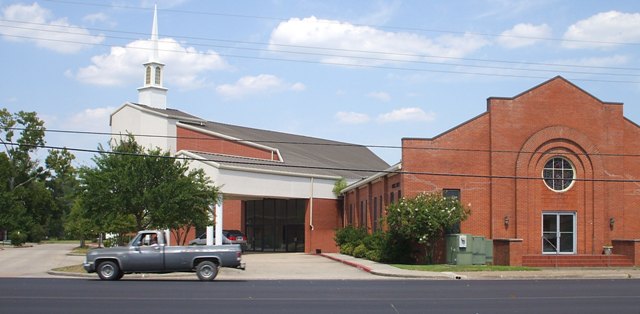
left=216, top=74, right=305, bottom=99
left=335, top=111, right=370, bottom=124
left=367, top=91, right=391, bottom=102
left=377, top=107, right=435, bottom=123
left=67, top=107, right=115, bottom=132
left=498, top=23, right=551, bottom=48
left=71, top=37, right=227, bottom=89
left=0, top=3, right=104, bottom=54
left=563, top=11, right=640, bottom=49
left=268, top=16, right=488, bottom=66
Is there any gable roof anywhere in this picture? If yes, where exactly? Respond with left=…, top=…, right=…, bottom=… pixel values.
left=137, top=104, right=390, bottom=180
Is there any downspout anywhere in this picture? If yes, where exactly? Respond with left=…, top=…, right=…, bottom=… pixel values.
left=310, top=177, right=314, bottom=230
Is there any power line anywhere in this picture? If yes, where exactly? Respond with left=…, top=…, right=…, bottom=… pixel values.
left=2, top=18, right=640, bottom=75
left=3, top=140, right=640, bottom=183
left=40, top=0, right=640, bottom=47
left=1, top=30, right=638, bottom=84
left=7, top=126, right=640, bottom=159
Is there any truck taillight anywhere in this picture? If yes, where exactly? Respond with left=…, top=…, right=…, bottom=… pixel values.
left=236, top=251, right=242, bottom=259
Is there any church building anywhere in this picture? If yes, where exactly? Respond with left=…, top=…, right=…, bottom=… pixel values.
left=343, top=76, right=640, bottom=266
left=109, top=6, right=388, bottom=253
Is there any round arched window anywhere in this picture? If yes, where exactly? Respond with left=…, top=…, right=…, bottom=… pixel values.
left=542, top=157, right=575, bottom=192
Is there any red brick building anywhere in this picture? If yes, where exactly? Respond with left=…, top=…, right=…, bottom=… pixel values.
left=343, top=77, right=640, bottom=266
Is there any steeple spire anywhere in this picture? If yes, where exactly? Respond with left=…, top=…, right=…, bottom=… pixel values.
left=137, top=4, right=167, bottom=109
left=150, top=4, right=159, bottom=62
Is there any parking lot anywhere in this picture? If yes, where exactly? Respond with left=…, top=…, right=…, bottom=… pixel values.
left=0, top=243, right=382, bottom=280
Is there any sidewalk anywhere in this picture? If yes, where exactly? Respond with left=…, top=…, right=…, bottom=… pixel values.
left=320, top=253, right=640, bottom=280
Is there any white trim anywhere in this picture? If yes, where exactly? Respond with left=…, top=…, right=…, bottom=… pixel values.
left=110, top=102, right=205, bottom=126
left=341, top=162, right=402, bottom=193
left=541, top=212, right=577, bottom=255
left=176, top=122, right=283, bottom=162
left=176, top=150, right=342, bottom=180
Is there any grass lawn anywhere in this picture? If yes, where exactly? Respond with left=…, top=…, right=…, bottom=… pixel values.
left=52, top=264, right=86, bottom=273
left=392, top=264, right=538, bottom=272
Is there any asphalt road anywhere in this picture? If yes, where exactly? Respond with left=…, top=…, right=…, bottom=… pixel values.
left=1, top=278, right=639, bottom=314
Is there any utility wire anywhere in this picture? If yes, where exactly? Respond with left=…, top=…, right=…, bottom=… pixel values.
left=2, top=21, right=640, bottom=79
left=7, top=126, right=640, bottom=158
left=2, top=18, right=640, bottom=75
left=3, top=140, right=640, bottom=183
left=40, top=0, right=640, bottom=47
left=1, top=30, right=638, bottom=83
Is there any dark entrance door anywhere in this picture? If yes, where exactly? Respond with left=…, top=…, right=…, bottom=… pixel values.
left=245, top=199, right=306, bottom=252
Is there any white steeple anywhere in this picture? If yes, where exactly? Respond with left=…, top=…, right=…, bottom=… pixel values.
left=137, top=4, right=167, bottom=109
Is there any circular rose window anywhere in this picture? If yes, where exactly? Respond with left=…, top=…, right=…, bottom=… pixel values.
left=542, top=157, right=575, bottom=192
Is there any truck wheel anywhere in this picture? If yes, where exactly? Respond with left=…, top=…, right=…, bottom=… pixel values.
left=196, top=261, right=219, bottom=281
left=97, top=261, right=121, bottom=281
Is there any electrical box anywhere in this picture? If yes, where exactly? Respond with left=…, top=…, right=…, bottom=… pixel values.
left=459, top=235, right=467, bottom=248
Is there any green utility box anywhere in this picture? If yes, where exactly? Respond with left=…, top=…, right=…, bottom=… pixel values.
left=446, top=234, right=494, bottom=265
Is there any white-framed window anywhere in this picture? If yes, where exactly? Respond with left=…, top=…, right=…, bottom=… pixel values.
left=542, top=156, right=575, bottom=192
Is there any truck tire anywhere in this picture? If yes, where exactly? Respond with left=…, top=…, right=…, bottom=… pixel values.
left=196, top=261, right=219, bottom=281
left=97, top=261, right=121, bottom=281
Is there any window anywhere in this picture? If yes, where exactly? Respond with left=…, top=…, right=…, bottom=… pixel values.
left=443, top=189, right=461, bottom=234
left=348, top=204, right=353, bottom=226
left=390, top=191, right=395, bottom=204
left=443, top=189, right=460, bottom=200
left=145, top=66, right=151, bottom=84
left=373, top=197, right=378, bottom=232
left=543, top=157, right=575, bottom=192
left=154, top=66, right=161, bottom=85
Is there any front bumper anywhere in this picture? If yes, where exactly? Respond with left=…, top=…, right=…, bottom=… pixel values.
left=83, top=261, right=95, bottom=273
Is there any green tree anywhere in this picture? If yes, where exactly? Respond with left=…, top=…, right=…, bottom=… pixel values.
left=64, top=199, right=97, bottom=248
left=0, top=109, right=62, bottom=242
left=79, top=135, right=219, bottom=244
left=386, top=192, right=470, bottom=264
left=45, top=148, right=78, bottom=238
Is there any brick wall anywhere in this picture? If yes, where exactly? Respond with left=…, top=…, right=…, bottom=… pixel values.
left=177, top=126, right=277, bottom=160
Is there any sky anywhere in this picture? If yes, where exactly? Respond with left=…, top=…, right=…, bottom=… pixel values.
left=1, top=0, right=640, bottom=168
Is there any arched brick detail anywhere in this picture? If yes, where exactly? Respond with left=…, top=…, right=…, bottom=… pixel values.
left=514, top=125, right=605, bottom=254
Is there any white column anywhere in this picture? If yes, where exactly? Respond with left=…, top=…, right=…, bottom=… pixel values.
left=215, top=194, right=223, bottom=245
left=164, top=229, right=171, bottom=246
left=206, top=204, right=214, bottom=246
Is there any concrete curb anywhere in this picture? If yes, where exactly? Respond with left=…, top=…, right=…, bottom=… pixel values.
left=320, top=253, right=374, bottom=273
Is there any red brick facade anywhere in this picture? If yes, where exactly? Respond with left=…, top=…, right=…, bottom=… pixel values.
left=177, top=126, right=279, bottom=161
left=343, top=77, right=640, bottom=265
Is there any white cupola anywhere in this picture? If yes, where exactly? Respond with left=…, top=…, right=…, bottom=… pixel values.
left=137, top=5, right=167, bottom=109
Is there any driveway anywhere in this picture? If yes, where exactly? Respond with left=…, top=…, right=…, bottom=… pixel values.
left=0, top=243, right=84, bottom=278
left=0, top=243, right=383, bottom=280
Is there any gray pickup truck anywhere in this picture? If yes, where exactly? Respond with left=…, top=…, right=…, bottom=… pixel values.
left=83, top=230, right=245, bottom=281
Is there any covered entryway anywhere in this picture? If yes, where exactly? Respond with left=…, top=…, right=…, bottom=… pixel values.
left=244, top=199, right=306, bottom=252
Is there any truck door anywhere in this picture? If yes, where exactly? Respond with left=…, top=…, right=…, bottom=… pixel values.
left=126, top=232, right=164, bottom=271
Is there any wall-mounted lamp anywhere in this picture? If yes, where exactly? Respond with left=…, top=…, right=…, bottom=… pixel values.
left=504, top=215, right=510, bottom=228
left=609, top=217, right=615, bottom=230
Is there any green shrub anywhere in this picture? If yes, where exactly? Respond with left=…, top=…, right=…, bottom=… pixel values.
left=9, top=231, right=27, bottom=246
left=340, top=242, right=355, bottom=255
left=29, top=224, right=46, bottom=243
left=365, top=249, right=382, bottom=262
left=353, top=243, right=368, bottom=258
left=334, top=226, right=367, bottom=247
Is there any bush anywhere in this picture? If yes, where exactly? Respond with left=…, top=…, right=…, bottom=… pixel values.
left=29, top=224, right=46, bottom=243
left=340, top=242, right=355, bottom=255
left=365, top=249, right=382, bottom=262
left=9, top=231, right=27, bottom=246
left=334, top=226, right=367, bottom=247
left=353, top=243, right=368, bottom=258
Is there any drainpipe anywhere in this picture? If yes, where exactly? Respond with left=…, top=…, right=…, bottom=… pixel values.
left=309, top=177, right=314, bottom=230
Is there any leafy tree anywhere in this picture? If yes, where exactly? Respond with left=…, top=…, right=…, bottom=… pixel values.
left=386, top=192, right=470, bottom=264
left=45, top=148, right=78, bottom=238
left=64, top=199, right=97, bottom=248
left=332, top=177, right=347, bottom=197
left=0, top=109, right=58, bottom=241
left=79, top=135, right=219, bottom=244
